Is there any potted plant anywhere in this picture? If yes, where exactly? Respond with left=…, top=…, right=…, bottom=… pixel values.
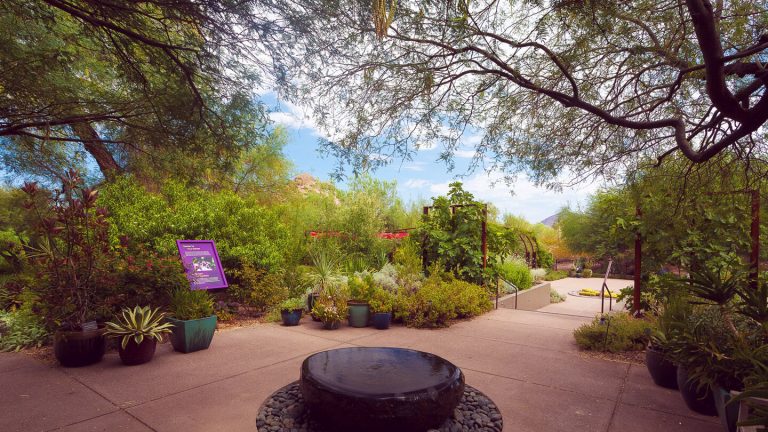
left=582, top=268, right=593, bottom=278
left=167, top=288, right=217, bottom=353
left=21, top=172, right=112, bottom=367
left=104, top=306, right=174, bottom=365
left=645, top=291, right=688, bottom=390
left=311, top=282, right=348, bottom=330
left=347, top=273, right=376, bottom=328
left=279, top=297, right=305, bottom=326
left=307, top=248, right=343, bottom=321
left=369, top=288, right=394, bottom=330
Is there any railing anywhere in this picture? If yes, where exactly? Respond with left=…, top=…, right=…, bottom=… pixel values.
left=601, top=258, right=614, bottom=313
left=496, top=276, right=519, bottom=310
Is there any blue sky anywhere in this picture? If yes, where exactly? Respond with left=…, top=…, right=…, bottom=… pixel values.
left=264, top=94, right=601, bottom=223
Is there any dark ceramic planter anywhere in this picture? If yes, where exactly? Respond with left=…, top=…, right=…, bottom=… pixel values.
left=281, top=309, right=303, bottom=326
left=54, top=326, right=106, bottom=367
left=676, top=365, right=717, bottom=416
left=118, top=338, right=157, bottom=366
left=645, top=346, right=678, bottom=389
left=322, top=320, right=341, bottom=330
left=372, top=312, right=392, bottom=330
left=712, top=384, right=740, bottom=432
left=347, top=302, right=370, bottom=328
left=167, top=315, right=217, bottom=353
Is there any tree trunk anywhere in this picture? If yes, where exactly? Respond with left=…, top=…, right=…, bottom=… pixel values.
left=71, top=123, right=122, bottom=181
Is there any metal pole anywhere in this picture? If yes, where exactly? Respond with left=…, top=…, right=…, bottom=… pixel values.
left=751, top=190, right=760, bottom=291
left=422, top=206, right=429, bottom=272
left=633, top=207, right=642, bottom=316
left=482, top=204, right=488, bottom=274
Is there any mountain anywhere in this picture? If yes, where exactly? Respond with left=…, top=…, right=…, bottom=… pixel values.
left=539, top=213, right=559, bottom=227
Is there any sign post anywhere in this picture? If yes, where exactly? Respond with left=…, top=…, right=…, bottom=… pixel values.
left=176, top=240, right=228, bottom=290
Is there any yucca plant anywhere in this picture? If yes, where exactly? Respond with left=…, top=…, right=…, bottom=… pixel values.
left=105, top=306, right=174, bottom=349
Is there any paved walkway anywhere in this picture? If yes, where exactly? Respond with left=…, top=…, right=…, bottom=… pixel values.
left=540, top=277, right=634, bottom=317
left=1, top=308, right=718, bottom=432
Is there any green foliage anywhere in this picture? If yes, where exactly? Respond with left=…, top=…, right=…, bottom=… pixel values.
left=348, top=272, right=377, bottom=302
left=227, top=264, right=288, bottom=311
left=395, top=268, right=491, bottom=328
left=544, top=270, right=568, bottom=281
left=0, top=308, right=48, bottom=351
left=582, top=268, right=593, bottom=278
left=573, top=313, right=655, bottom=353
left=170, top=289, right=215, bottom=321
left=495, top=257, right=533, bottom=290
left=368, top=288, right=394, bottom=313
left=279, top=297, right=306, bottom=311
left=420, top=182, right=489, bottom=283
left=100, top=177, right=289, bottom=272
left=104, top=306, right=174, bottom=350
left=530, top=268, right=546, bottom=281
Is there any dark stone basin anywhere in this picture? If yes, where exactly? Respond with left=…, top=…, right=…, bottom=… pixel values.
left=300, top=347, right=465, bottom=432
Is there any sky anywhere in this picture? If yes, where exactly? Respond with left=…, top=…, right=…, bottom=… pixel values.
left=264, top=93, right=603, bottom=224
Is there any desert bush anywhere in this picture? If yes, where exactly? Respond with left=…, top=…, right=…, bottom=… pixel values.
left=530, top=268, right=547, bottom=281
left=544, top=270, right=568, bottom=281
left=496, top=257, right=533, bottom=290
left=550, top=289, right=566, bottom=303
left=395, top=268, right=491, bottom=328
left=228, top=264, right=288, bottom=311
left=573, top=313, right=655, bottom=352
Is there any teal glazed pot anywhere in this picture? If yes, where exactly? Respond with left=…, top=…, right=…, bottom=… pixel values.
left=167, top=315, right=217, bottom=353
left=347, top=302, right=370, bottom=328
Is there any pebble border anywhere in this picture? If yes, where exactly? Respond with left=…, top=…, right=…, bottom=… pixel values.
left=256, top=381, right=503, bottom=432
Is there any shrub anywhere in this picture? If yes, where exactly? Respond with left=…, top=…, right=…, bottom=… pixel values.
left=582, top=269, right=593, bottom=278
left=0, top=289, right=48, bottom=351
left=550, top=288, right=566, bottom=303
left=227, top=264, right=288, bottom=311
left=0, top=308, right=48, bottom=351
left=544, top=270, right=568, bottom=281
left=496, top=258, right=533, bottom=290
left=395, top=269, right=491, bottom=328
left=169, top=289, right=215, bottom=320
left=573, top=313, right=655, bottom=352
left=530, top=268, right=547, bottom=281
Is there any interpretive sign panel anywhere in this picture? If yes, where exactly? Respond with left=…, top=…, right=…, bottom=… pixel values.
left=176, top=240, right=228, bottom=290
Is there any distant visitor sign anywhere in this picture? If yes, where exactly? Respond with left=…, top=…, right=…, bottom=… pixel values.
left=176, top=240, right=228, bottom=290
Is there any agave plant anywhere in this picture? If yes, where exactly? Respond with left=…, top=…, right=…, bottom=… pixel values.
left=105, top=306, right=174, bottom=349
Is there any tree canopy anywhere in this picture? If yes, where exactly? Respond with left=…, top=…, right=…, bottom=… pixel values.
left=0, top=0, right=288, bottom=183
left=268, top=0, right=768, bottom=184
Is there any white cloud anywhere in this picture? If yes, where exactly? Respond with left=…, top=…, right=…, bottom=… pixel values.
left=413, top=171, right=602, bottom=223
left=454, top=149, right=476, bottom=159
left=404, top=179, right=431, bottom=189
left=402, top=162, right=426, bottom=172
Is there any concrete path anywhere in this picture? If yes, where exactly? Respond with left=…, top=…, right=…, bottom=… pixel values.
left=1, top=308, right=718, bottom=432
left=539, top=277, right=634, bottom=317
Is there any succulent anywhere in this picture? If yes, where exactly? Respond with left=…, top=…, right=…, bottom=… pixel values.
left=105, top=306, right=174, bottom=349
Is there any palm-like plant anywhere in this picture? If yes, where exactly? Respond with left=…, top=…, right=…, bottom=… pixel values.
left=105, top=306, right=174, bottom=349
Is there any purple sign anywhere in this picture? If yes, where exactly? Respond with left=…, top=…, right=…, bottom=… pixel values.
left=176, top=240, right=228, bottom=290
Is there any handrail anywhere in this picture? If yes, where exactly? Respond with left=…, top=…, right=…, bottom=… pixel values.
left=497, top=276, right=519, bottom=309
left=601, top=259, right=614, bottom=313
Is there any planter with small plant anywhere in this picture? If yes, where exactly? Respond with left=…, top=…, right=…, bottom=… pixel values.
left=369, top=288, right=394, bottom=330
left=167, top=288, right=216, bottom=353
left=311, top=283, right=348, bottom=330
left=104, top=306, right=174, bottom=365
left=347, top=273, right=376, bottom=327
left=279, top=297, right=305, bottom=326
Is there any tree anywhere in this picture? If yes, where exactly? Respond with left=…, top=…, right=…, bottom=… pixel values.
left=268, top=0, right=768, bottom=184
left=0, top=1, right=282, bottom=182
